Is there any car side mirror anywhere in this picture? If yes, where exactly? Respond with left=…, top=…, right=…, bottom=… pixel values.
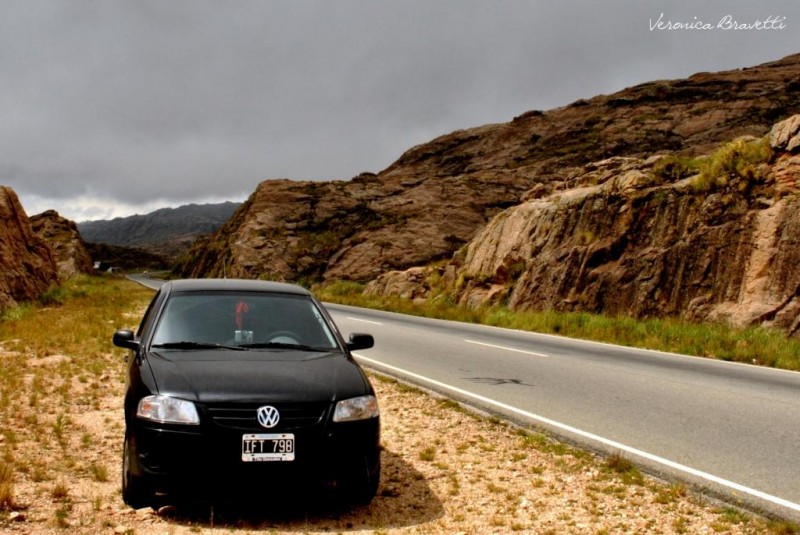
left=113, top=329, right=140, bottom=351
left=346, top=333, right=374, bottom=351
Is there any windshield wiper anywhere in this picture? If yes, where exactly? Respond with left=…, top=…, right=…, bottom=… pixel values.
left=151, top=341, right=249, bottom=351
left=238, top=342, right=333, bottom=352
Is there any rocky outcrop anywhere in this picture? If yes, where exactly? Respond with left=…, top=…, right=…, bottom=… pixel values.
left=383, top=116, right=800, bottom=335
left=362, top=267, right=434, bottom=302
left=0, top=186, right=60, bottom=309
left=178, top=173, right=517, bottom=282
left=770, top=114, right=800, bottom=153
left=30, top=210, right=93, bottom=279
left=179, top=53, right=800, bottom=285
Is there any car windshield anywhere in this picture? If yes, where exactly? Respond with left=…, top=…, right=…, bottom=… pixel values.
left=150, top=291, right=339, bottom=351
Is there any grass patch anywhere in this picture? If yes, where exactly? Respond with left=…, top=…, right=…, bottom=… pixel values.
left=655, top=483, right=688, bottom=505
left=652, top=154, right=701, bottom=182
left=653, top=137, right=771, bottom=191
left=37, top=285, right=70, bottom=307
left=0, top=459, right=14, bottom=510
left=692, top=137, right=772, bottom=192
left=89, top=463, right=109, bottom=483
left=321, top=279, right=366, bottom=297
left=0, top=275, right=152, bottom=362
left=603, top=452, right=644, bottom=486
left=51, top=482, right=70, bottom=501
left=0, top=275, right=154, bottom=525
left=767, top=520, right=800, bottom=534
left=419, top=447, right=436, bottom=462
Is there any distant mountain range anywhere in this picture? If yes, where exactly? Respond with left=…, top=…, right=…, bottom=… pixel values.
left=78, top=202, right=241, bottom=259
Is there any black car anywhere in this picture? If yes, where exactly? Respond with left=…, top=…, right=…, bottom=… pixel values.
left=113, top=279, right=380, bottom=509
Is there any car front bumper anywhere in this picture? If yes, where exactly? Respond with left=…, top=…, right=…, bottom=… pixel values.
left=128, top=416, right=380, bottom=502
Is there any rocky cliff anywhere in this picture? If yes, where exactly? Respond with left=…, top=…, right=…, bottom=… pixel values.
left=367, top=117, right=800, bottom=336
left=30, top=210, right=94, bottom=279
left=0, top=186, right=60, bottom=310
left=405, top=116, right=800, bottom=336
left=179, top=53, right=800, bottom=286
left=178, top=54, right=800, bottom=334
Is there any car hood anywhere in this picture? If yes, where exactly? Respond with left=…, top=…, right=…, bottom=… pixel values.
left=144, top=349, right=369, bottom=404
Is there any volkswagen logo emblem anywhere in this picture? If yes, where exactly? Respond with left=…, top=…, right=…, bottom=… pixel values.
left=256, top=406, right=280, bottom=429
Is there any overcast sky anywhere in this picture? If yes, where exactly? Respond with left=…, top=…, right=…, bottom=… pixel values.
left=2, top=1, right=797, bottom=222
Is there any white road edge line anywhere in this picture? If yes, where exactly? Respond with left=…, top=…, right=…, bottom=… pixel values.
left=353, top=353, right=800, bottom=515
left=465, top=339, right=549, bottom=358
left=346, top=316, right=383, bottom=325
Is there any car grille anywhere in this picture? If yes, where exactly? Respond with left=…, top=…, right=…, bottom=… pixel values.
left=206, top=402, right=329, bottom=431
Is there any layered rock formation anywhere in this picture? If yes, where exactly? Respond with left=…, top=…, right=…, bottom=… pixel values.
left=433, top=116, right=800, bottom=335
left=175, top=169, right=525, bottom=282
left=30, top=210, right=94, bottom=279
left=178, top=53, right=800, bottom=334
left=0, top=186, right=60, bottom=309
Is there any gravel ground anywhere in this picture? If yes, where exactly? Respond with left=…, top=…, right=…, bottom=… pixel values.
left=2, top=362, right=784, bottom=535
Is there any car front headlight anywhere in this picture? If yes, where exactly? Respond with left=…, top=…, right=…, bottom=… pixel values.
left=136, top=395, right=200, bottom=425
left=333, top=395, right=379, bottom=422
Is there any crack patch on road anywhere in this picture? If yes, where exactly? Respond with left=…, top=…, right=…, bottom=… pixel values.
left=466, top=377, right=533, bottom=387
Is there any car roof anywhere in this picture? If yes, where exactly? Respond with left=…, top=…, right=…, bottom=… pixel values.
left=164, top=278, right=312, bottom=296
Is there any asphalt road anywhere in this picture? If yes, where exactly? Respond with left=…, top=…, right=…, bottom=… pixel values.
left=326, top=303, right=800, bottom=521
left=126, top=276, right=800, bottom=520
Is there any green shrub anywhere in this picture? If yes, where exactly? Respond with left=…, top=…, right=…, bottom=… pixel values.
left=37, top=285, right=68, bottom=307
left=691, top=137, right=772, bottom=192
left=1, top=305, right=29, bottom=322
left=604, top=452, right=644, bottom=485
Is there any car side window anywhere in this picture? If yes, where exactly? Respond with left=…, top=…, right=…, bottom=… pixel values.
left=310, top=302, right=338, bottom=347
left=136, top=289, right=164, bottom=338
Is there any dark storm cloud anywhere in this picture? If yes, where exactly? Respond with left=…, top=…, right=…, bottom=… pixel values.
left=0, top=0, right=796, bottom=220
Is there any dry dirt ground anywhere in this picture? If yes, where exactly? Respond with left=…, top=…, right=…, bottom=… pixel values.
left=0, top=341, right=785, bottom=535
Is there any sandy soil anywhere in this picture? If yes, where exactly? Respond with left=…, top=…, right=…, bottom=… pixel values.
left=0, top=349, right=779, bottom=534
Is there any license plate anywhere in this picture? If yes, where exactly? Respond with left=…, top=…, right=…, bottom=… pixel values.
left=242, top=433, right=295, bottom=462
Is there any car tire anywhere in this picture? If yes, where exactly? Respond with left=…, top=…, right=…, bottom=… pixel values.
left=122, top=433, right=152, bottom=509
left=343, top=452, right=380, bottom=506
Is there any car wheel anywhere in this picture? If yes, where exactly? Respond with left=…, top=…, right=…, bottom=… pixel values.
left=122, top=433, right=152, bottom=509
left=342, top=452, right=380, bottom=506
